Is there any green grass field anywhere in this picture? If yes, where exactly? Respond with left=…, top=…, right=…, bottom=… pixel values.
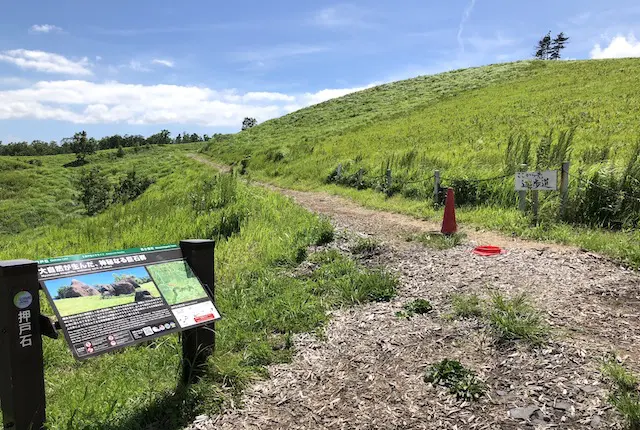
left=53, top=282, right=161, bottom=317
left=146, top=261, right=208, bottom=305
left=0, top=144, right=199, bottom=237
left=0, top=147, right=395, bottom=429
left=203, top=58, right=640, bottom=266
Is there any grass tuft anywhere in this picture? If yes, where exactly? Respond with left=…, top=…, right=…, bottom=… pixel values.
left=601, top=357, right=640, bottom=429
left=424, top=359, right=485, bottom=400
left=350, top=236, right=379, bottom=254
left=451, top=293, right=482, bottom=318
left=308, top=250, right=398, bottom=305
left=407, top=232, right=465, bottom=250
left=488, top=292, right=549, bottom=345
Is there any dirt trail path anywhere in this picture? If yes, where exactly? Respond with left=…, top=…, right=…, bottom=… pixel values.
left=188, top=154, right=639, bottom=429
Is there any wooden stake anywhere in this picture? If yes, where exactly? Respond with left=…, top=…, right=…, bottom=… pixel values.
left=559, top=161, right=570, bottom=220
left=518, top=164, right=527, bottom=214
left=434, top=170, right=440, bottom=204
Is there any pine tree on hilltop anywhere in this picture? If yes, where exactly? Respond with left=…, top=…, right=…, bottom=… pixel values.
left=550, top=32, right=569, bottom=60
left=534, top=31, right=552, bottom=60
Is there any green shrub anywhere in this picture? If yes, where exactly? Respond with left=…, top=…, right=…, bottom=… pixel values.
left=488, top=293, right=549, bottom=345
left=424, top=359, right=485, bottom=400
left=451, top=294, right=482, bottom=318
left=113, top=171, right=154, bottom=204
left=78, top=167, right=112, bottom=215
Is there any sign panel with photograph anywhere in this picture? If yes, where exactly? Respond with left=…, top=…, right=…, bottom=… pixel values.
left=38, top=244, right=221, bottom=360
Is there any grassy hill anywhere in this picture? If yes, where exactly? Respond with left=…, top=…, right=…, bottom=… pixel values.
left=0, top=144, right=197, bottom=237
left=204, top=58, right=640, bottom=265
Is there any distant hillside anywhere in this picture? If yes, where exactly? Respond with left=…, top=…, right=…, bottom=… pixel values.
left=206, top=59, right=640, bottom=183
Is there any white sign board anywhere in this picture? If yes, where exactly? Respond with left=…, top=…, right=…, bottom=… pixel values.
left=515, top=171, right=557, bottom=191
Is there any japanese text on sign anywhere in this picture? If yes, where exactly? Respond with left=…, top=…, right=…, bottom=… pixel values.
left=515, top=171, right=558, bottom=191
left=18, top=310, right=32, bottom=348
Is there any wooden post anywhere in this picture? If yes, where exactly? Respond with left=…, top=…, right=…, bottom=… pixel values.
left=336, top=163, right=342, bottom=180
left=434, top=170, right=440, bottom=204
left=559, top=161, right=570, bottom=220
left=532, top=190, right=539, bottom=225
left=179, top=240, right=215, bottom=385
left=385, top=169, right=392, bottom=196
left=357, top=169, right=364, bottom=189
left=0, top=260, right=46, bottom=430
left=518, top=164, right=527, bottom=214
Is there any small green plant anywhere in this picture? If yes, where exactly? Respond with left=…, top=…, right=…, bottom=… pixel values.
left=488, top=293, right=549, bottom=345
left=408, top=232, right=465, bottom=250
left=424, top=359, right=485, bottom=400
left=601, top=357, right=640, bottom=429
left=350, top=236, right=379, bottom=254
left=397, top=299, right=433, bottom=318
left=451, top=293, right=482, bottom=318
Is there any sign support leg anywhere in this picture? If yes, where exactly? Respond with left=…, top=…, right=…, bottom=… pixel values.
left=179, top=240, right=216, bottom=385
left=0, top=260, right=46, bottom=430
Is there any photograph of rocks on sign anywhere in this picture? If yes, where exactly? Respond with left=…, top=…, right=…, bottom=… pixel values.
left=44, top=266, right=161, bottom=317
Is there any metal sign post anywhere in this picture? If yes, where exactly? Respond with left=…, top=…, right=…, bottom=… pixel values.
left=514, top=170, right=559, bottom=225
left=0, top=260, right=46, bottom=430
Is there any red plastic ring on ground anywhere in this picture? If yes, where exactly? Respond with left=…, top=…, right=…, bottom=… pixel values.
left=472, top=245, right=504, bottom=256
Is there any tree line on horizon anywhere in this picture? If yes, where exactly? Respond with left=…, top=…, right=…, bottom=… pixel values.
left=0, top=129, right=227, bottom=157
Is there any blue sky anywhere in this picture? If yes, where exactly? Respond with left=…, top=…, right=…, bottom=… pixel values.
left=45, top=266, right=150, bottom=298
left=1, top=0, right=640, bottom=143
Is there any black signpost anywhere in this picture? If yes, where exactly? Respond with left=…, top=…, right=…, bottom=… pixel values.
left=0, top=240, right=219, bottom=430
left=180, top=240, right=216, bottom=384
left=0, top=260, right=46, bottom=430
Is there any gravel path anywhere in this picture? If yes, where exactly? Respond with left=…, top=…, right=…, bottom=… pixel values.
left=188, top=155, right=640, bottom=429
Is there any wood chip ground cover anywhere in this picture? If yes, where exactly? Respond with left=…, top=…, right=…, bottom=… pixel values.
left=187, top=163, right=639, bottom=429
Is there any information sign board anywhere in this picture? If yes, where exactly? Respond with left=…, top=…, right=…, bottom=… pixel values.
left=37, top=244, right=221, bottom=360
left=515, top=170, right=558, bottom=191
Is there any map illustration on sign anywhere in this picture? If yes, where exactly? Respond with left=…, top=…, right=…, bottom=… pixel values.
left=146, top=260, right=209, bottom=305
left=44, top=267, right=161, bottom=317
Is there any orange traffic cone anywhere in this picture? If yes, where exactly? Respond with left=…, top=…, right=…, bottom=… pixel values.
left=441, top=187, right=457, bottom=235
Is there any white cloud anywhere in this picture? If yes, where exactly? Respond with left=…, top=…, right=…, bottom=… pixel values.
left=0, top=80, right=371, bottom=126
left=457, top=0, right=477, bottom=53
left=29, top=24, right=63, bottom=34
left=152, top=59, right=174, bottom=68
left=590, top=34, right=640, bottom=59
left=95, top=56, right=102, bottom=61
left=313, top=4, right=369, bottom=28
left=0, top=50, right=92, bottom=76
left=127, top=60, right=151, bottom=72
left=232, top=44, right=329, bottom=63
